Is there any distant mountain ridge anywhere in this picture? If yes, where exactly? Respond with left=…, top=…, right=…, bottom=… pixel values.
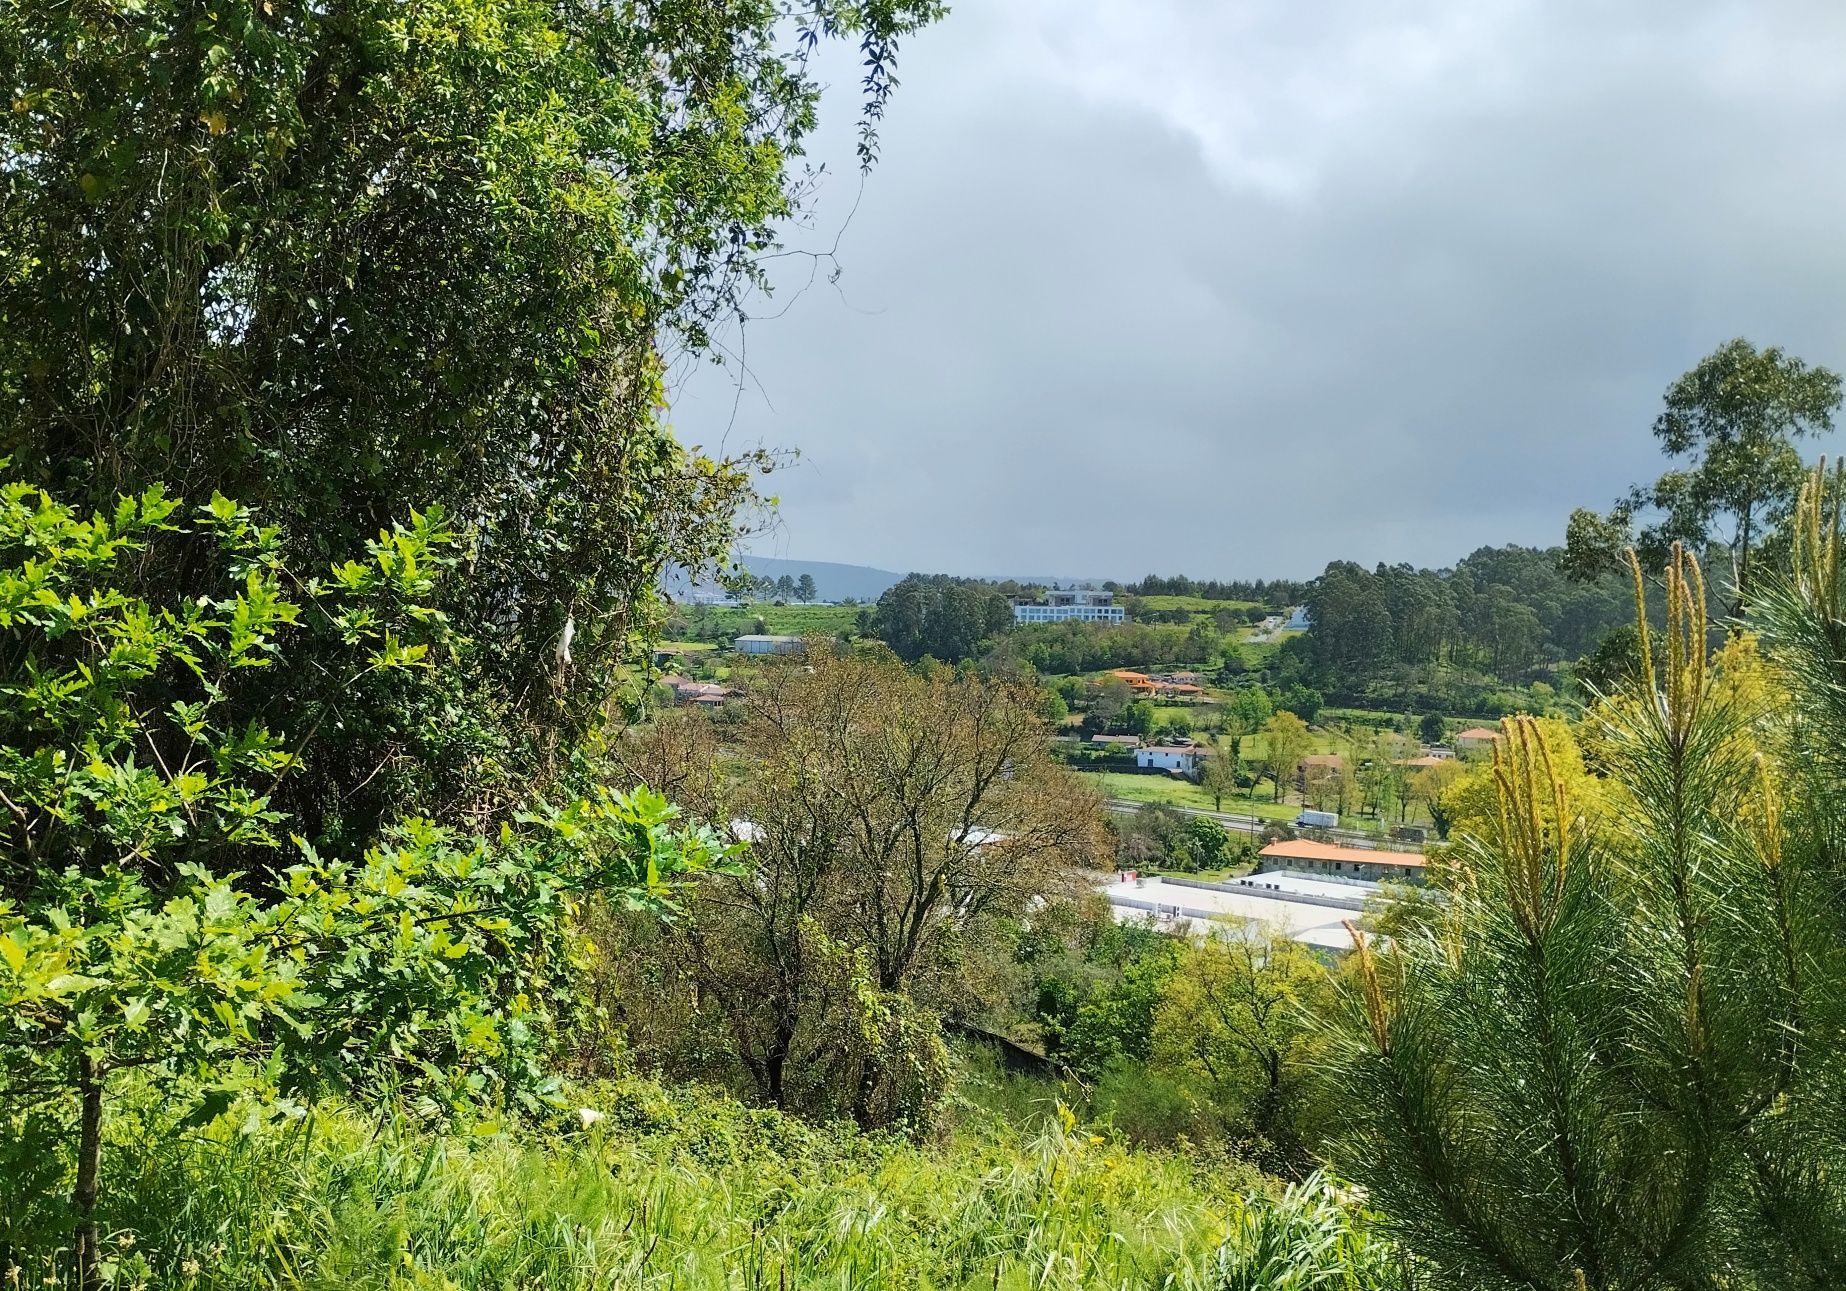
left=734, top=556, right=903, bottom=602
left=667, top=556, right=1114, bottom=604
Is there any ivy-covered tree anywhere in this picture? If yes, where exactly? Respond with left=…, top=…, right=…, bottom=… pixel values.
left=0, top=0, right=942, bottom=851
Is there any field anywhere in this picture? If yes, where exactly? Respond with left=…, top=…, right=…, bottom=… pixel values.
left=1229, top=629, right=1302, bottom=668
left=1085, top=770, right=1309, bottom=822
left=676, top=602, right=861, bottom=638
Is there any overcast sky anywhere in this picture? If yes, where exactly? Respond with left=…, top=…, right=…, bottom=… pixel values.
left=668, top=0, right=1846, bottom=581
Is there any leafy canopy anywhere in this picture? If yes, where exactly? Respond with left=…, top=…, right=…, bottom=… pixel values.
left=0, top=0, right=942, bottom=850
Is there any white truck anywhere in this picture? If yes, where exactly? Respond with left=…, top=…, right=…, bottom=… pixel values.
left=1294, top=809, right=1339, bottom=830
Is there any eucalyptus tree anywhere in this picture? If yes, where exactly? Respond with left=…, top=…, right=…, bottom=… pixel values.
left=1564, top=339, right=1841, bottom=607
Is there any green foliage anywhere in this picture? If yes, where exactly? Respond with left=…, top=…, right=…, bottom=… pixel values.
left=1572, top=624, right=1643, bottom=694
left=1260, top=712, right=1311, bottom=803
left=1150, top=937, right=1336, bottom=1173
left=672, top=600, right=862, bottom=642
left=1329, top=524, right=1846, bottom=1288
left=1122, top=699, right=1158, bottom=737
left=0, top=476, right=736, bottom=1270
left=1227, top=685, right=1276, bottom=731
left=872, top=574, right=1015, bottom=663
left=1206, top=1171, right=1404, bottom=1291
left=1279, top=685, right=1324, bottom=723
left=0, top=1075, right=1398, bottom=1289
left=1565, top=338, right=1842, bottom=603
left=1041, top=928, right=1179, bottom=1078
left=0, top=0, right=942, bottom=855
left=1301, top=549, right=1636, bottom=706
left=1183, top=817, right=1235, bottom=870
left=1000, top=619, right=1222, bottom=676
left=607, top=651, right=1105, bottom=1129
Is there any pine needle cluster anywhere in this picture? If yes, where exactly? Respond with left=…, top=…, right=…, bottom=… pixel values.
left=1328, top=465, right=1846, bottom=1289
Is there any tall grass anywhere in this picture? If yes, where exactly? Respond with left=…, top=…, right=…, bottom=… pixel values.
left=2, top=1079, right=1399, bottom=1289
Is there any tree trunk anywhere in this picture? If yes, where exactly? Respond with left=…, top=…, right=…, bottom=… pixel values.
left=73, top=1054, right=104, bottom=1288
left=1735, top=501, right=1755, bottom=616
left=851, top=1056, right=881, bottom=1129
left=765, top=1030, right=789, bottom=1108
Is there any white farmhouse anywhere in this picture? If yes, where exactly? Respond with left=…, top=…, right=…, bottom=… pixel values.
left=1135, top=745, right=1206, bottom=773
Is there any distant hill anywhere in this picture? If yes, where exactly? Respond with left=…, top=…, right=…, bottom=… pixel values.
left=736, top=556, right=902, bottom=603
left=666, top=558, right=1108, bottom=604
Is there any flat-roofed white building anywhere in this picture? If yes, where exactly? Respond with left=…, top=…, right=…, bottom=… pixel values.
left=1100, top=875, right=1361, bottom=953
left=1012, top=590, right=1125, bottom=625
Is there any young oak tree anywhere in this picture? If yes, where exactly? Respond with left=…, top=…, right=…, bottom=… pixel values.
left=634, top=645, right=1108, bottom=1127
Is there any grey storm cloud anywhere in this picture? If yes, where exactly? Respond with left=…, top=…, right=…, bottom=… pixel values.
left=668, top=0, right=1846, bottom=580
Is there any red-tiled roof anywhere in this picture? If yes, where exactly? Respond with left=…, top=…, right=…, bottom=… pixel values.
left=1259, top=838, right=1426, bottom=868
left=1455, top=726, right=1502, bottom=740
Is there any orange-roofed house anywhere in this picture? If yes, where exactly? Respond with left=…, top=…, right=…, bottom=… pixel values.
left=1453, top=726, right=1503, bottom=755
left=1258, top=837, right=1426, bottom=885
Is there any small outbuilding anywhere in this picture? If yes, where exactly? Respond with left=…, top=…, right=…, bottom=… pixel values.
left=734, top=634, right=805, bottom=655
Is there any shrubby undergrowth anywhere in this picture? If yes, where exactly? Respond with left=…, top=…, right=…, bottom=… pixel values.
left=0, top=1076, right=1397, bottom=1291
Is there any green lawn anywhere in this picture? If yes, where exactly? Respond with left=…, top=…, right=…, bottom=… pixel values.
left=1085, top=771, right=1307, bottom=822
left=684, top=603, right=861, bottom=638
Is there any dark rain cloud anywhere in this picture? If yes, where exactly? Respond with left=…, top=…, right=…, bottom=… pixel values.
left=669, top=0, right=1846, bottom=579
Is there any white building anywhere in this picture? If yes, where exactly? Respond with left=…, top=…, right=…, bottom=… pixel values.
left=1135, top=745, right=1206, bottom=773
left=1100, top=875, right=1360, bottom=953
left=1012, top=590, right=1125, bottom=625
left=734, top=634, right=805, bottom=655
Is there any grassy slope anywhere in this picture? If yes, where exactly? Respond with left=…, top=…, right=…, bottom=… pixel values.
left=3, top=1078, right=1394, bottom=1290
left=690, top=603, right=860, bottom=637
